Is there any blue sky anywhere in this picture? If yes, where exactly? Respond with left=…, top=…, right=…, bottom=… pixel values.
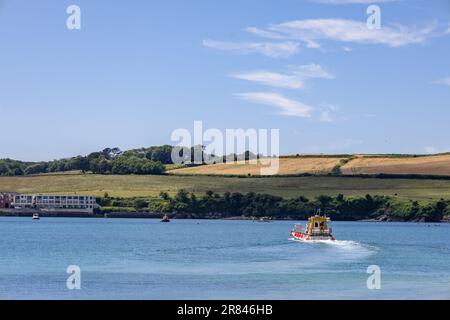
left=0, top=0, right=449, bottom=161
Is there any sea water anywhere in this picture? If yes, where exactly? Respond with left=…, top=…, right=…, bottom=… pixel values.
left=0, top=217, right=449, bottom=300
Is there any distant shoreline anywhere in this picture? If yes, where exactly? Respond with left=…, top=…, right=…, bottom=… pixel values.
left=1, top=210, right=449, bottom=223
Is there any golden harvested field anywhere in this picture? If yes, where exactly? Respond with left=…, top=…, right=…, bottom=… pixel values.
left=341, top=155, right=450, bottom=176
left=169, top=154, right=450, bottom=177
left=169, top=157, right=345, bottom=176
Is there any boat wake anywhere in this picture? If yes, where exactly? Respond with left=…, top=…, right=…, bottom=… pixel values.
left=289, top=237, right=378, bottom=258
left=289, top=238, right=360, bottom=247
left=289, top=237, right=372, bottom=251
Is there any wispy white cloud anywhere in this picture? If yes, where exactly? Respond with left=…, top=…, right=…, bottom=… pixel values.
left=254, top=19, right=440, bottom=48
left=289, top=64, right=335, bottom=79
left=230, top=71, right=305, bottom=89
left=202, top=39, right=299, bottom=58
left=230, top=64, right=334, bottom=89
left=244, top=27, right=286, bottom=40
left=246, top=27, right=320, bottom=49
left=318, top=105, right=339, bottom=122
left=205, top=18, right=447, bottom=59
left=235, top=92, right=314, bottom=117
left=319, top=110, right=333, bottom=122
left=433, top=77, right=450, bottom=87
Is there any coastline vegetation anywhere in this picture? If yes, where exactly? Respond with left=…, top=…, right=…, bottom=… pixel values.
left=98, top=190, right=450, bottom=222
left=2, top=171, right=450, bottom=222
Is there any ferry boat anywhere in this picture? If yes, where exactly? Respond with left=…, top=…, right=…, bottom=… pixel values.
left=290, top=212, right=335, bottom=242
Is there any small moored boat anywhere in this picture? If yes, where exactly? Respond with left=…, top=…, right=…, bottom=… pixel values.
left=161, top=214, right=170, bottom=223
left=32, top=213, right=40, bottom=220
left=290, top=212, right=335, bottom=242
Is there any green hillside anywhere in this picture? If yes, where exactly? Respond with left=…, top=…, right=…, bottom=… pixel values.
left=1, top=172, right=450, bottom=201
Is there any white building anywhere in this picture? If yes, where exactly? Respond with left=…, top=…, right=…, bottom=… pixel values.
left=13, top=194, right=97, bottom=213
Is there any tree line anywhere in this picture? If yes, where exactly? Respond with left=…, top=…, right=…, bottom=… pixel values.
left=0, top=146, right=173, bottom=176
left=0, top=145, right=261, bottom=176
left=0, top=147, right=165, bottom=176
left=98, top=191, right=450, bottom=222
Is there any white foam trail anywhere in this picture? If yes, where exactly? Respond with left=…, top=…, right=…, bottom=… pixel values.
left=290, top=238, right=357, bottom=246
left=319, top=240, right=360, bottom=247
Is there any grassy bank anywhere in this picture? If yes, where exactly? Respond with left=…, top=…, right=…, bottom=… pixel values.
left=2, top=172, right=450, bottom=201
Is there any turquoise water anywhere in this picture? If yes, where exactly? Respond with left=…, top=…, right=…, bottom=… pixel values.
left=0, top=217, right=449, bottom=300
